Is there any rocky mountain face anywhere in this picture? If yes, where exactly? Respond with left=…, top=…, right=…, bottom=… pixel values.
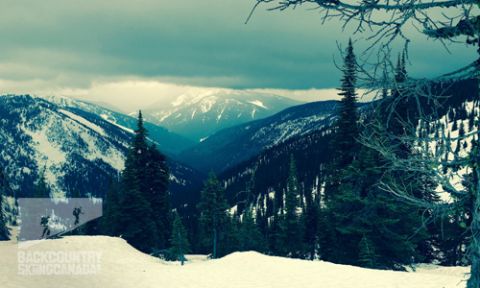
left=0, top=95, right=202, bottom=206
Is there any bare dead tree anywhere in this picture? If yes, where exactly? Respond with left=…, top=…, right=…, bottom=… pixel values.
left=247, top=0, right=478, bottom=50
left=360, top=54, right=479, bottom=287
left=358, top=74, right=479, bottom=285
left=249, top=0, right=479, bottom=286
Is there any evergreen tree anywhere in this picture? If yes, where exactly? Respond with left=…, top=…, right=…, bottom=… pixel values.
left=0, top=167, right=10, bottom=240
left=326, top=165, right=365, bottom=264
left=146, top=145, right=171, bottom=249
left=118, top=157, right=159, bottom=252
left=324, top=39, right=360, bottom=210
left=358, top=234, right=377, bottom=268
left=468, top=110, right=475, bottom=131
left=0, top=168, right=11, bottom=197
left=238, top=207, right=265, bottom=252
left=269, top=210, right=287, bottom=256
left=388, top=52, right=412, bottom=158
left=334, top=39, right=359, bottom=168
left=115, top=111, right=171, bottom=253
left=322, top=40, right=361, bottom=263
left=34, top=166, right=51, bottom=198
left=255, top=201, right=269, bottom=251
left=169, top=211, right=190, bottom=265
left=303, top=190, right=320, bottom=260
left=459, top=121, right=466, bottom=138
left=283, top=155, right=304, bottom=258
left=197, top=172, right=229, bottom=259
left=103, top=178, right=121, bottom=236
left=219, top=214, right=241, bottom=257
left=325, top=91, right=432, bottom=268
left=452, top=120, right=458, bottom=131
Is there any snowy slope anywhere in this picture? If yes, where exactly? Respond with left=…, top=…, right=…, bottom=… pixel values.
left=0, top=95, right=202, bottom=203
left=423, top=98, right=479, bottom=201
left=141, top=90, right=300, bottom=141
left=0, top=95, right=127, bottom=198
left=40, top=95, right=194, bottom=155
left=0, top=235, right=469, bottom=288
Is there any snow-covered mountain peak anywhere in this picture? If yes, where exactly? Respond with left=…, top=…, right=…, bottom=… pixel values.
left=141, top=90, right=300, bottom=141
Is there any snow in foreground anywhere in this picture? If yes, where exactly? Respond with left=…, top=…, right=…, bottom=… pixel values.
left=0, top=235, right=469, bottom=288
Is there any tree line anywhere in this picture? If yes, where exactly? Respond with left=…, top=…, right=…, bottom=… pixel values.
left=0, top=41, right=477, bottom=273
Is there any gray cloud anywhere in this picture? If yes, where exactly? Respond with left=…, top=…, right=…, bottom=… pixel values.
left=0, top=0, right=476, bottom=91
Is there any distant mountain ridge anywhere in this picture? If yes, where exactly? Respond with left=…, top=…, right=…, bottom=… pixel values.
left=179, top=100, right=342, bottom=173
left=140, top=90, right=301, bottom=141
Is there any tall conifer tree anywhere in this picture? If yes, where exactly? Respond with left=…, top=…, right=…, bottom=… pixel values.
left=197, top=172, right=229, bottom=259
left=169, top=211, right=190, bottom=265
left=146, top=145, right=171, bottom=249
left=335, top=39, right=359, bottom=167
left=34, top=166, right=51, bottom=198
left=322, top=40, right=360, bottom=262
left=115, top=111, right=171, bottom=253
left=238, top=206, right=265, bottom=252
left=103, top=178, right=121, bottom=236
left=283, top=155, right=303, bottom=258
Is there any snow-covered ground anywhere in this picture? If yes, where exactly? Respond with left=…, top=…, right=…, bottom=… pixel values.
left=0, top=234, right=470, bottom=288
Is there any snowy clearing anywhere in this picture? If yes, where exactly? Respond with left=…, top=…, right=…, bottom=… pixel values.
left=0, top=235, right=469, bottom=288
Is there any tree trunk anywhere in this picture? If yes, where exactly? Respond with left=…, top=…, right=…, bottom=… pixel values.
left=467, top=165, right=480, bottom=288
left=467, top=41, right=480, bottom=288
left=213, top=227, right=217, bottom=259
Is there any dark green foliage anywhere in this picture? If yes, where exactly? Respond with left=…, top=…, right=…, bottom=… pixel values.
left=324, top=40, right=360, bottom=208
left=34, top=166, right=51, bottom=198
left=468, top=110, right=475, bottom=131
left=146, top=145, right=171, bottom=249
left=325, top=167, right=365, bottom=264
left=437, top=198, right=471, bottom=266
left=238, top=207, right=266, bottom=252
left=453, top=120, right=458, bottom=131
left=218, top=215, right=241, bottom=257
left=459, top=121, right=466, bottom=137
left=0, top=168, right=12, bottom=197
left=269, top=212, right=287, bottom=256
left=0, top=167, right=10, bottom=241
left=324, top=74, right=434, bottom=268
left=303, top=191, right=321, bottom=260
left=283, top=155, right=304, bottom=258
left=106, top=111, right=171, bottom=253
left=334, top=39, right=359, bottom=168
left=327, top=142, right=431, bottom=268
left=358, top=235, right=377, bottom=268
left=169, top=211, right=190, bottom=265
left=197, top=172, right=229, bottom=259
left=102, top=178, right=121, bottom=236
left=322, top=40, right=364, bottom=264
left=119, top=166, right=159, bottom=252
left=466, top=136, right=479, bottom=288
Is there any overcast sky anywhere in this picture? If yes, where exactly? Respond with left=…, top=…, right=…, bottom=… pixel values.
left=0, top=0, right=476, bottom=105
